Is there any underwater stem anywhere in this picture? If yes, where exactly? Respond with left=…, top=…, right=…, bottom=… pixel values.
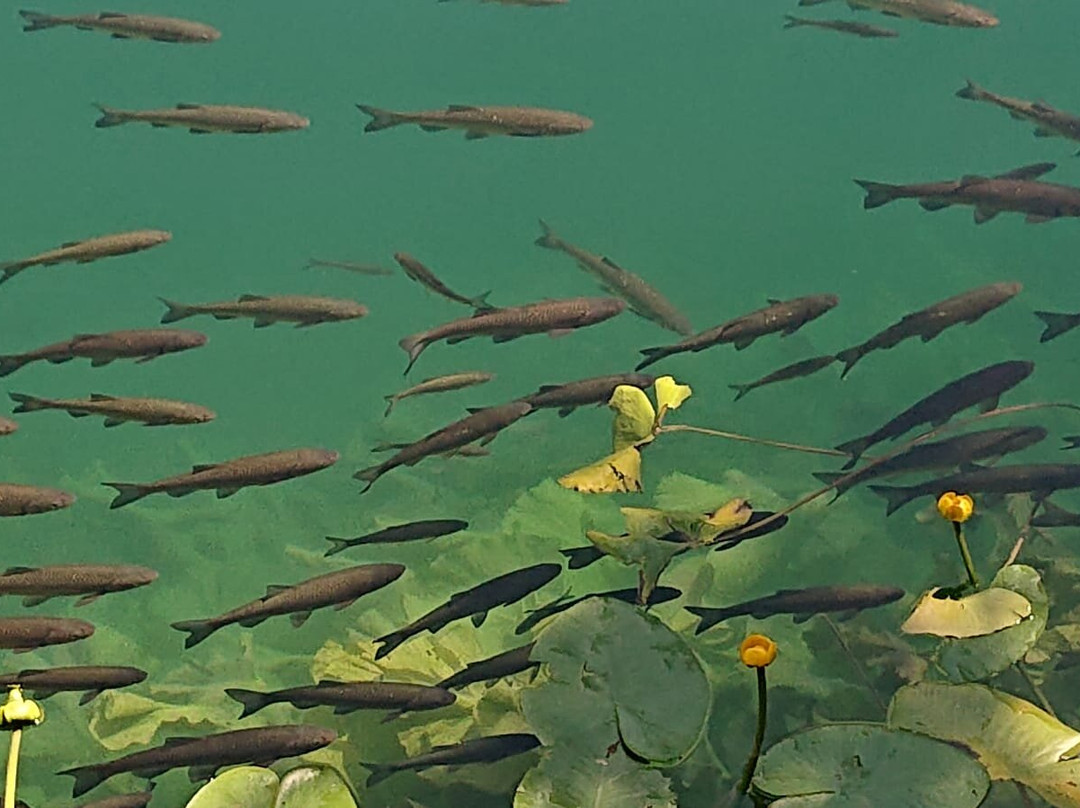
left=822, top=615, right=887, bottom=715
left=5, top=728, right=21, bottom=808
left=660, top=424, right=850, bottom=458
left=1015, top=662, right=1057, bottom=719
left=735, top=667, right=768, bottom=799
left=952, top=521, right=979, bottom=589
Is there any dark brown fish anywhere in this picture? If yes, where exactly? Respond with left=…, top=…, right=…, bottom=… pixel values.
left=514, top=586, right=682, bottom=635
left=0, top=329, right=207, bottom=378
left=856, top=163, right=1055, bottom=210
left=304, top=258, right=394, bottom=276
left=375, top=563, right=561, bottom=659
left=0, top=417, right=18, bottom=436
left=10, top=392, right=215, bottom=427
left=729, top=355, right=837, bottom=401
left=0, top=229, right=171, bottom=285
left=103, top=447, right=339, bottom=508
left=520, top=372, right=656, bottom=416
left=957, top=81, right=1080, bottom=154
left=637, top=295, right=839, bottom=370
left=159, top=295, right=367, bottom=327
left=19, top=11, right=220, bottom=42
left=59, top=725, right=337, bottom=797
left=0, top=484, right=75, bottom=516
left=95, top=104, right=309, bottom=134
left=385, top=371, right=495, bottom=416
left=399, top=296, right=625, bottom=373
left=870, top=463, right=1080, bottom=515
left=1034, top=310, right=1080, bottom=343
left=0, top=616, right=94, bottom=652
left=1031, top=500, right=1080, bottom=528
left=325, top=519, right=469, bottom=557
left=836, top=282, right=1022, bottom=376
left=361, top=733, right=540, bottom=787
left=686, top=585, right=905, bottom=634
left=226, top=681, right=454, bottom=718
left=435, top=643, right=538, bottom=690
left=0, top=564, right=157, bottom=606
left=535, top=221, right=693, bottom=336
left=355, top=401, right=532, bottom=492
left=357, top=104, right=591, bottom=138
left=0, top=665, right=146, bottom=704
left=394, top=253, right=493, bottom=312
left=782, top=14, right=898, bottom=37
left=171, top=563, right=404, bottom=648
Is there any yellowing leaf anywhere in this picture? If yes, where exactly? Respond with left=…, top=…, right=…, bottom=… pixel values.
left=620, top=507, right=673, bottom=538
left=558, top=447, right=642, bottom=494
left=608, top=386, right=656, bottom=452
left=653, top=376, right=692, bottom=425
left=901, top=587, right=1032, bottom=639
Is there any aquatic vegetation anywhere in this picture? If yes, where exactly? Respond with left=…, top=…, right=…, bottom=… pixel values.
left=183, top=765, right=358, bottom=808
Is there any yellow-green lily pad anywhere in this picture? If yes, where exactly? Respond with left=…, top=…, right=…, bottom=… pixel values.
left=901, top=587, right=1032, bottom=638
left=185, top=766, right=280, bottom=808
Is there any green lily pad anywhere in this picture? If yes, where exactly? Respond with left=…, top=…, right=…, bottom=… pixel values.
left=185, top=766, right=280, bottom=808
left=513, top=747, right=676, bottom=808
left=752, top=722, right=989, bottom=807
left=275, top=766, right=358, bottom=808
left=902, top=586, right=1032, bottom=638
left=522, top=598, right=709, bottom=764
left=889, top=682, right=1080, bottom=808
left=936, top=564, right=1047, bottom=682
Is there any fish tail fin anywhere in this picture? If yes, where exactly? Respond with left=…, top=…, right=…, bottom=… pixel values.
left=324, top=536, right=353, bottom=557
left=8, top=392, right=46, bottom=413
left=854, top=179, right=902, bottom=210
left=224, top=688, right=271, bottom=719
left=782, top=14, right=806, bottom=27
left=535, top=219, right=559, bottom=248
left=373, top=632, right=405, bottom=660
left=559, top=545, right=603, bottom=569
left=19, top=10, right=60, bottom=32
left=955, top=79, right=986, bottom=101
left=834, top=347, right=863, bottom=378
left=728, top=384, right=752, bottom=402
left=353, top=466, right=381, bottom=494
left=158, top=297, right=196, bottom=324
left=356, top=104, right=401, bottom=133
left=102, top=482, right=149, bottom=509
left=169, top=619, right=217, bottom=649
left=362, top=763, right=394, bottom=788
left=470, top=291, right=495, bottom=312
left=58, top=764, right=109, bottom=798
left=383, top=395, right=397, bottom=417
left=1034, top=310, right=1080, bottom=343
left=635, top=346, right=671, bottom=371
left=812, top=471, right=847, bottom=501
left=868, top=484, right=916, bottom=516
left=93, top=103, right=128, bottom=128
left=0, top=261, right=29, bottom=284
left=797, top=0, right=832, bottom=6
left=834, top=437, right=869, bottom=469
left=685, top=606, right=732, bottom=634
left=1061, top=435, right=1080, bottom=450
left=398, top=334, right=428, bottom=374
left=0, top=356, right=28, bottom=379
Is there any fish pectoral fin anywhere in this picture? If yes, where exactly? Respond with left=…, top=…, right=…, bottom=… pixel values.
left=192, top=463, right=220, bottom=473
left=68, top=410, right=93, bottom=418
left=979, top=395, right=1001, bottom=413
left=216, top=487, right=242, bottom=499
left=1026, top=213, right=1054, bottom=224
left=492, top=333, right=523, bottom=343
left=237, top=615, right=269, bottom=628
left=103, top=417, right=125, bottom=428
left=189, top=129, right=212, bottom=135
left=333, top=597, right=358, bottom=611
left=471, top=610, right=489, bottom=628
left=20, top=595, right=51, bottom=607
left=289, top=610, right=313, bottom=628
left=766, top=298, right=782, bottom=305
left=78, top=689, right=104, bottom=705
left=187, top=764, right=219, bottom=783
left=732, top=336, right=755, bottom=350
left=419, top=124, right=449, bottom=132
left=973, top=206, right=1000, bottom=224
left=558, top=406, right=576, bottom=417
left=1033, top=127, right=1056, bottom=138
left=918, top=198, right=952, bottom=211
left=60, top=240, right=83, bottom=248
left=465, top=130, right=490, bottom=140
left=264, top=584, right=291, bottom=597
left=75, top=593, right=102, bottom=607
left=252, top=318, right=276, bottom=328
left=151, top=123, right=170, bottom=128
left=791, top=612, right=815, bottom=624
left=333, top=704, right=363, bottom=715
left=110, top=33, right=131, bottom=38
left=89, top=357, right=115, bottom=367
left=3, top=566, right=35, bottom=575
left=446, top=336, right=473, bottom=345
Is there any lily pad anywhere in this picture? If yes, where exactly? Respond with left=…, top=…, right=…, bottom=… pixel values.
left=936, top=564, right=1048, bottom=682
left=185, top=766, right=280, bottom=808
left=752, top=722, right=989, bottom=808
left=889, top=682, right=1080, bottom=808
left=522, top=598, right=709, bottom=764
left=513, top=747, right=676, bottom=808
left=901, top=586, right=1032, bottom=638
left=275, top=766, right=358, bottom=808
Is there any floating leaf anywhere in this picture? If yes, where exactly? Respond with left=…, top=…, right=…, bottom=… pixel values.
left=557, top=447, right=642, bottom=494
left=522, top=598, right=709, bottom=765
left=185, top=766, right=280, bottom=808
left=513, top=747, right=676, bottom=808
left=889, top=682, right=1080, bottom=808
left=752, top=722, right=989, bottom=808
left=901, top=587, right=1032, bottom=638
left=653, top=376, right=692, bottom=425
left=275, top=766, right=359, bottom=808
left=608, top=386, right=656, bottom=451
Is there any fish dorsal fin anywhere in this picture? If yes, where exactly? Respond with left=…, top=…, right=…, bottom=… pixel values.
left=466, top=407, right=486, bottom=414
left=61, top=241, right=84, bottom=249
left=960, top=174, right=989, bottom=185
left=600, top=257, right=625, bottom=270
left=191, top=463, right=219, bottom=473
left=90, top=393, right=116, bottom=401
left=447, top=104, right=481, bottom=112
left=264, top=584, right=291, bottom=597
left=767, top=298, right=782, bottom=305
left=238, top=294, right=269, bottom=302
left=995, top=162, right=1056, bottom=181
left=2, top=567, right=35, bottom=576
left=315, top=679, right=343, bottom=687
left=176, top=103, right=203, bottom=110
left=162, top=736, right=200, bottom=747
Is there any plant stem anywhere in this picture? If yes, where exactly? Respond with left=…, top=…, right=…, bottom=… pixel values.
left=952, top=521, right=979, bottom=590
left=659, top=424, right=851, bottom=458
left=735, top=668, right=768, bottom=799
left=822, top=615, right=887, bottom=715
left=5, top=728, right=21, bottom=808
left=1015, top=662, right=1057, bottom=719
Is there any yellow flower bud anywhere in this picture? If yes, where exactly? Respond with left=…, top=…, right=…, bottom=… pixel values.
left=739, top=634, right=777, bottom=668
left=937, top=492, right=974, bottom=524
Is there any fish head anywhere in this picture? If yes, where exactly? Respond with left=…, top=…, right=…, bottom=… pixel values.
left=130, top=566, right=160, bottom=586
left=48, top=489, right=77, bottom=511
left=199, top=26, right=222, bottom=43
left=304, top=448, right=341, bottom=468
left=554, top=113, right=594, bottom=134
left=274, top=113, right=311, bottom=131
left=149, top=230, right=174, bottom=245
left=192, top=406, right=217, bottom=424
left=951, top=6, right=999, bottom=26
left=58, top=619, right=96, bottom=642
left=297, top=725, right=339, bottom=751
left=172, top=330, right=209, bottom=350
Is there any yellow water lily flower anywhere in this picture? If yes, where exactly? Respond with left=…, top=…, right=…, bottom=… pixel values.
left=938, top=492, right=975, bottom=524
left=739, top=634, right=778, bottom=668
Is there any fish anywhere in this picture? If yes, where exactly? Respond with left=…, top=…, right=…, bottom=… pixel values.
left=514, top=586, right=682, bottom=635
left=0, top=229, right=171, bottom=285
left=535, top=221, right=693, bottom=336
left=834, top=360, right=1034, bottom=468
left=0, top=484, right=76, bottom=517
left=226, top=681, right=455, bottom=719
left=1034, top=310, right=1080, bottom=343
left=19, top=10, right=220, bottom=42
left=729, top=355, right=838, bottom=401
left=170, top=563, right=404, bottom=649
left=0, top=564, right=158, bottom=606
left=0, top=617, right=94, bottom=652
left=355, top=401, right=533, bottom=492
left=1064, top=436, right=1080, bottom=450
left=637, top=295, right=839, bottom=370
left=435, top=643, right=538, bottom=690
left=1031, top=500, right=1080, bottom=528
left=0, top=329, right=207, bottom=378
left=394, top=253, right=493, bottom=312
left=59, top=725, right=337, bottom=797
left=836, top=282, right=1022, bottom=377
left=957, top=80, right=1080, bottom=154
left=159, top=295, right=367, bottom=328
left=520, top=372, right=656, bottom=416
left=686, top=585, right=905, bottom=634
left=798, top=0, right=998, bottom=27
left=855, top=163, right=1055, bottom=210
left=870, top=463, right=1080, bottom=515
left=384, top=371, right=495, bottom=416
left=374, top=563, right=561, bottom=659
left=94, top=104, right=309, bottom=134
left=304, top=258, right=394, bottom=276
left=356, top=104, right=591, bottom=138
left=782, top=14, right=899, bottom=36
left=361, top=733, right=540, bottom=787
left=72, top=791, right=155, bottom=808
left=10, top=393, right=215, bottom=428
left=0, top=418, right=18, bottom=436
left=814, top=425, right=1048, bottom=498
left=439, top=0, right=568, bottom=5
left=370, top=442, right=491, bottom=458
left=399, top=296, right=625, bottom=374
left=0, top=665, right=146, bottom=704
left=103, top=447, right=339, bottom=508
left=325, top=519, right=469, bottom=557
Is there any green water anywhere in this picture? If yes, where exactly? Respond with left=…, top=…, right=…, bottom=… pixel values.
left=3, top=1, right=1080, bottom=806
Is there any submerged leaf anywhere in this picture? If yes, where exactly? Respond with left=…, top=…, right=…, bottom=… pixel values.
left=557, top=447, right=642, bottom=494
left=275, top=766, right=358, bottom=808
left=585, top=529, right=682, bottom=604
left=653, top=376, right=692, bottom=425
left=901, top=587, right=1032, bottom=638
left=608, top=385, right=656, bottom=451
left=185, top=766, right=279, bottom=808
left=513, top=747, right=676, bottom=808
left=89, top=689, right=238, bottom=751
